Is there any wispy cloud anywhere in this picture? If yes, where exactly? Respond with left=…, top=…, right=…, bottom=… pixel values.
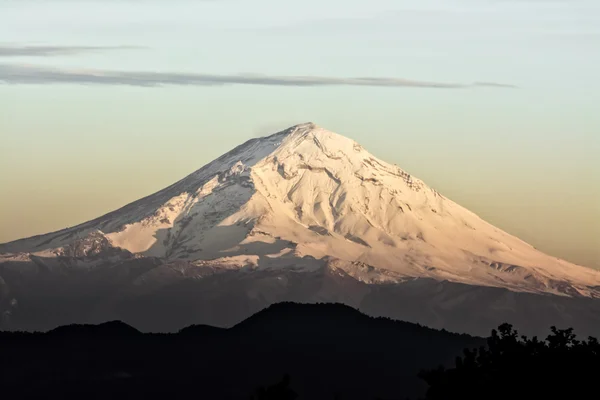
left=0, top=45, right=142, bottom=57
left=0, top=64, right=516, bottom=89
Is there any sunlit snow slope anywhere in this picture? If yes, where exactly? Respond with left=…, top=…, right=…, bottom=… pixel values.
left=2, top=123, right=599, bottom=298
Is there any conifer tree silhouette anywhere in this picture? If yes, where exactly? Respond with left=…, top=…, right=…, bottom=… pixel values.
left=418, top=323, right=600, bottom=400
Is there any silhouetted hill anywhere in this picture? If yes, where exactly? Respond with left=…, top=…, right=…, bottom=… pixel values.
left=47, top=320, right=141, bottom=338
left=0, top=302, right=482, bottom=400
left=177, top=323, right=226, bottom=336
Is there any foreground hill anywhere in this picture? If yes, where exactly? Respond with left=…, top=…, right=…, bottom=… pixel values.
left=1, top=302, right=482, bottom=400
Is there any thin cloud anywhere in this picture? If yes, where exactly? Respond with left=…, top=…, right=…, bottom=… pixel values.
left=0, top=64, right=516, bottom=89
left=0, top=45, right=143, bottom=57
left=472, top=81, right=517, bottom=88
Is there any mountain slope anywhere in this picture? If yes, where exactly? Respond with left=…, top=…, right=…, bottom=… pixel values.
left=1, top=123, right=599, bottom=334
left=3, top=122, right=597, bottom=294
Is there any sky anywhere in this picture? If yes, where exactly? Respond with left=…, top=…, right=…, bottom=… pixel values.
left=0, top=0, right=598, bottom=268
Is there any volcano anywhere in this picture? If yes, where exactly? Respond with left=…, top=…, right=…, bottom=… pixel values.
left=1, top=123, right=599, bottom=335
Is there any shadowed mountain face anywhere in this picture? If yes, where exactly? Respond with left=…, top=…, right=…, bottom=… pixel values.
left=0, top=303, right=482, bottom=400
left=2, top=262, right=600, bottom=337
left=1, top=123, right=600, bottom=336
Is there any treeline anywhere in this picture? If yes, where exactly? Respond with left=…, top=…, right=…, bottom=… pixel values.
left=253, top=323, right=600, bottom=400
left=2, top=303, right=599, bottom=399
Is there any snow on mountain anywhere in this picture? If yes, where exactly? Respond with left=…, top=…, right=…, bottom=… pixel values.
left=1, top=122, right=599, bottom=297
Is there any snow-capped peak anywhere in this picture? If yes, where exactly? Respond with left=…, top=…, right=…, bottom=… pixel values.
left=2, top=123, right=599, bottom=298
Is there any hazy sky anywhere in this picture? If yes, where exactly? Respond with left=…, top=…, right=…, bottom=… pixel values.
left=1, top=0, right=599, bottom=268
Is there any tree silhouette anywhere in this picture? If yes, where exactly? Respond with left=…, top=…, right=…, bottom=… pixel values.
left=418, top=323, right=600, bottom=400
left=250, top=374, right=298, bottom=400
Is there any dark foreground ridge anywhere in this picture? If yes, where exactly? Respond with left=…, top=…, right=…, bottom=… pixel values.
left=1, top=302, right=479, bottom=400
left=2, top=302, right=598, bottom=400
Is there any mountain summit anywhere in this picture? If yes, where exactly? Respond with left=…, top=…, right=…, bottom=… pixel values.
left=1, top=123, right=600, bottom=335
